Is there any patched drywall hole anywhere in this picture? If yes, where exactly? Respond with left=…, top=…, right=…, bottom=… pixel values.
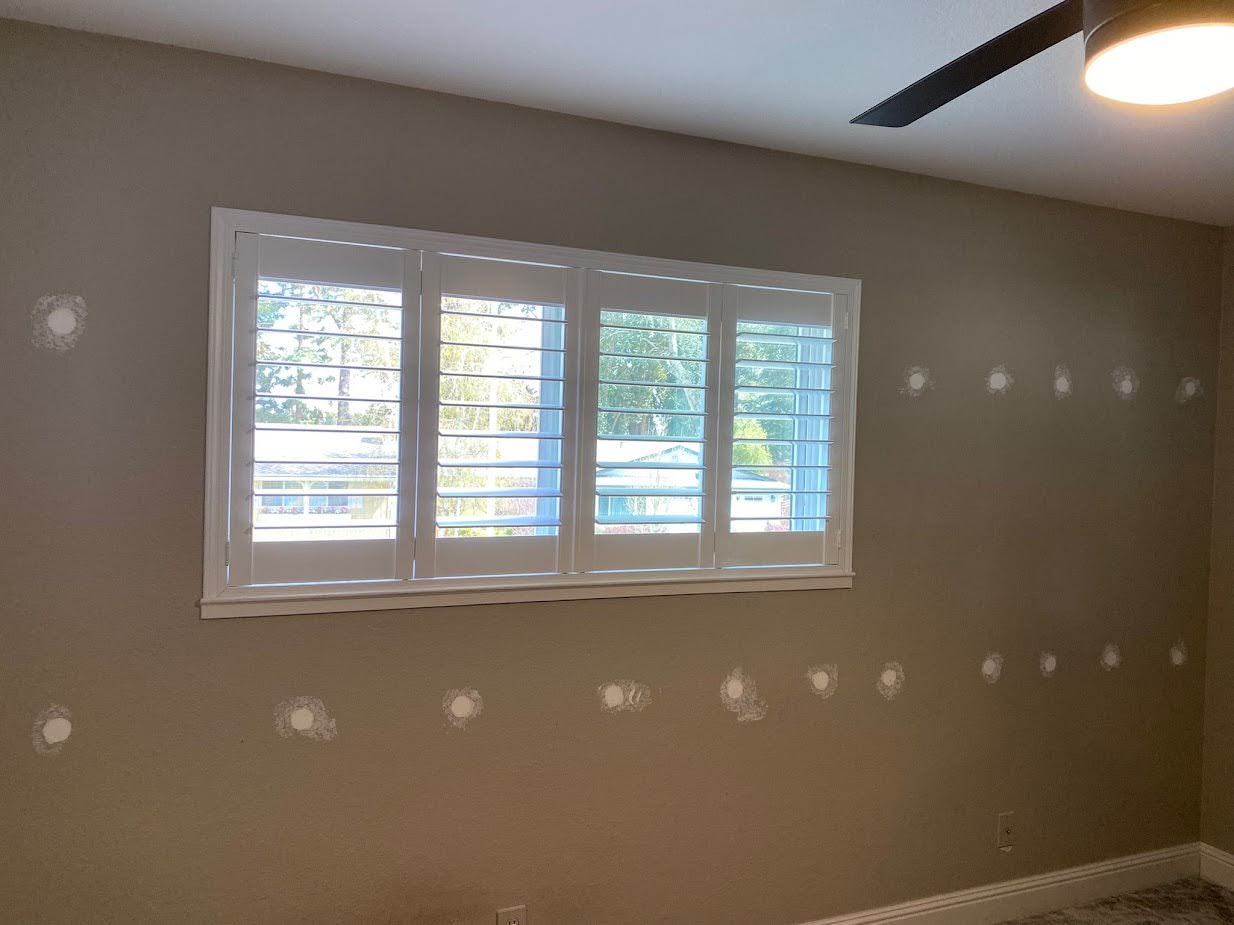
left=443, top=688, right=483, bottom=729
left=1111, top=366, right=1139, bottom=400
left=876, top=662, right=905, bottom=701
left=1053, top=365, right=1073, bottom=400
left=1040, top=652, right=1058, bottom=678
left=985, top=365, right=1013, bottom=396
left=598, top=679, right=651, bottom=713
left=1100, top=644, right=1122, bottom=671
left=32, top=704, right=73, bottom=755
left=602, top=683, right=624, bottom=709
left=806, top=663, right=839, bottom=700
left=980, top=652, right=1004, bottom=684
left=274, top=696, right=337, bottom=741
left=900, top=365, right=933, bottom=398
left=1175, top=377, right=1203, bottom=404
left=720, top=667, right=767, bottom=722
left=31, top=294, right=88, bottom=352
left=1170, top=639, right=1188, bottom=667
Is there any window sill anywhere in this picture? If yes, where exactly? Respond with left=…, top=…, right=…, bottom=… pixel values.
left=199, top=569, right=855, bottom=619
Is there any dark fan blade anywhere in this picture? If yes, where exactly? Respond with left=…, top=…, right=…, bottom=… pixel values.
left=851, top=0, right=1083, bottom=127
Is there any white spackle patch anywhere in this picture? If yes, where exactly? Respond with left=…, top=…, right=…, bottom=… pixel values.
left=985, top=364, right=1014, bottom=396
left=443, top=687, right=484, bottom=729
left=31, top=294, right=88, bottom=352
left=980, top=652, right=1004, bottom=685
left=720, top=667, right=767, bottom=723
left=1039, top=652, right=1059, bottom=678
left=31, top=705, right=72, bottom=754
left=1175, top=377, right=1203, bottom=405
left=32, top=704, right=73, bottom=756
left=1170, top=639, right=1188, bottom=667
left=1100, top=643, right=1122, bottom=671
left=274, top=695, right=337, bottom=741
left=876, top=661, right=905, bottom=701
left=899, top=365, right=933, bottom=398
left=806, top=663, right=839, bottom=701
left=1053, top=365, right=1073, bottom=400
left=597, top=679, right=652, bottom=714
left=1110, top=366, right=1139, bottom=401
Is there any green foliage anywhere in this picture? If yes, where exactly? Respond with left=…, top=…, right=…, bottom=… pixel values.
left=255, top=281, right=401, bottom=429
left=597, top=312, right=706, bottom=439
left=731, top=419, right=772, bottom=466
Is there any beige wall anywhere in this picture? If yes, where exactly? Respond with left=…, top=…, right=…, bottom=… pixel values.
left=1203, top=227, right=1234, bottom=852
left=1, top=20, right=1224, bottom=925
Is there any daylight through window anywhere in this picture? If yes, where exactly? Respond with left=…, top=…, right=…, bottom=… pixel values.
left=204, top=211, right=859, bottom=617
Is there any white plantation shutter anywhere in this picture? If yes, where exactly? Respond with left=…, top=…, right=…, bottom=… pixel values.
left=716, top=285, right=839, bottom=568
left=205, top=210, right=858, bottom=616
left=415, top=253, right=578, bottom=578
left=231, top=233, right=416, bottom=585
left=576, top=272, right=721, bottom=572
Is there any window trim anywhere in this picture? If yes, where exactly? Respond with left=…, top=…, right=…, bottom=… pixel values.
left=203, top=207, right=861, bottom=619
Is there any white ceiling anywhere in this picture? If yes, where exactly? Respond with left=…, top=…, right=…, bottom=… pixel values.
left=6, top=0, right=1234, bottom=224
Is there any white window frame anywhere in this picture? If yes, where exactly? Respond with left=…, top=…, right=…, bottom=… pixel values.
left=203, top=207, right=860, bottom=619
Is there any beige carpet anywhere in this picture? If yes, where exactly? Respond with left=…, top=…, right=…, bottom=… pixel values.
left=1003, top=878, right=1234, bottom=924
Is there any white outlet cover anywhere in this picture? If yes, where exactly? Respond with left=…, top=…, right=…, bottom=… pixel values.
left=496, top=904, right=528, bottom=925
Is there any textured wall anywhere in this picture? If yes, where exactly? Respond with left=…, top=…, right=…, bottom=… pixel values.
left=0, top=20, right=1223, bottom=925
left=1203, top=228, right=1234, bottom=853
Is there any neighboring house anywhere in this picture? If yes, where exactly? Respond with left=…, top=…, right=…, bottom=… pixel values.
left=595, top=441, right=791, bottom=528
left=254, top=429, right=394, bottom=530
left=254, top=432, right=792, bottom=530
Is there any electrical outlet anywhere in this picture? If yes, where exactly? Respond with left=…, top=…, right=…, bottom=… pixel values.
left=996, top=811, right=1015, bottom=850
left=496, top=905, right=528, bottom=925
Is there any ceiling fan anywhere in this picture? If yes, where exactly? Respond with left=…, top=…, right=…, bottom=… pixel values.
left=852, top=0, right=1234, bottom=127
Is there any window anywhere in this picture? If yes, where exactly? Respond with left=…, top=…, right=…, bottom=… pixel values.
left=204, top=209, right=860, bottom=617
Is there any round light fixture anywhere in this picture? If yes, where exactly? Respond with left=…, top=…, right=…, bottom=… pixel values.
left=1084, top=0, right=1234, bottom=104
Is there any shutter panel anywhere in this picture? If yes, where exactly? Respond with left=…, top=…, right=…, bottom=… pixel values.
left=716, top=285, right=835, bottom=568
left=416, top=254, right=577, bottom=579
left=234, top=233, right=414, bottom=585
left=576, top=272, right=721, bottom=572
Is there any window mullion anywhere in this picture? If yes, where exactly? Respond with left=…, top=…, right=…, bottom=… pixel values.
left=412, top=252, right=443, bottom=579
left=557, top=268, right=585, bottom=574
left=826, top=292, right=852, bottom=569
left=712, top=284, right=738, bottom=569
left=572, top=269, right=602, bottom=573
left=395, top=249, right=422, bottom=579
left=226, top=231, right=260, bottom=590
left=699, top=283, right=725, bottom=569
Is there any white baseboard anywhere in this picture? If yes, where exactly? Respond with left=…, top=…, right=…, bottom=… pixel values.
left=1200, top=842, right=1234, bottom=891
left=797, top=843, right=1199, bottom=925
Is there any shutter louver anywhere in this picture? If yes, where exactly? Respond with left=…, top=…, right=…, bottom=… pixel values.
left=730, top=320, right=832, bottom=533
left=242, top=234, right=411, bottom=584
left=417, top=254, right=575, bottom=579
left=578, top=272, right=720, bottom=573
left=717, top=286, right=836, bottom=568
left=594, top=310, right=708, bottom=534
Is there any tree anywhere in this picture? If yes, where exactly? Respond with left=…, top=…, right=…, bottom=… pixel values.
left=254, top=281, right=403, bottom=526
left=256, top=281, right=401, bottom=430
left=731, top=419, right=773, bottom=466
left=435, top=297, right=561, bottom=536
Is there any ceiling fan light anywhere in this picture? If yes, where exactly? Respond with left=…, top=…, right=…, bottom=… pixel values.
left=1085, top=21, right=1234, bottom=104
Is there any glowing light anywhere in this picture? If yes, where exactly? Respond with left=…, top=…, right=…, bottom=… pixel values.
left=1086, top=23, right=1234, bottom=105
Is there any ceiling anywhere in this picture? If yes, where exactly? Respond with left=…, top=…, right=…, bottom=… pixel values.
left=6, top=0, right=1234, bottom=225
